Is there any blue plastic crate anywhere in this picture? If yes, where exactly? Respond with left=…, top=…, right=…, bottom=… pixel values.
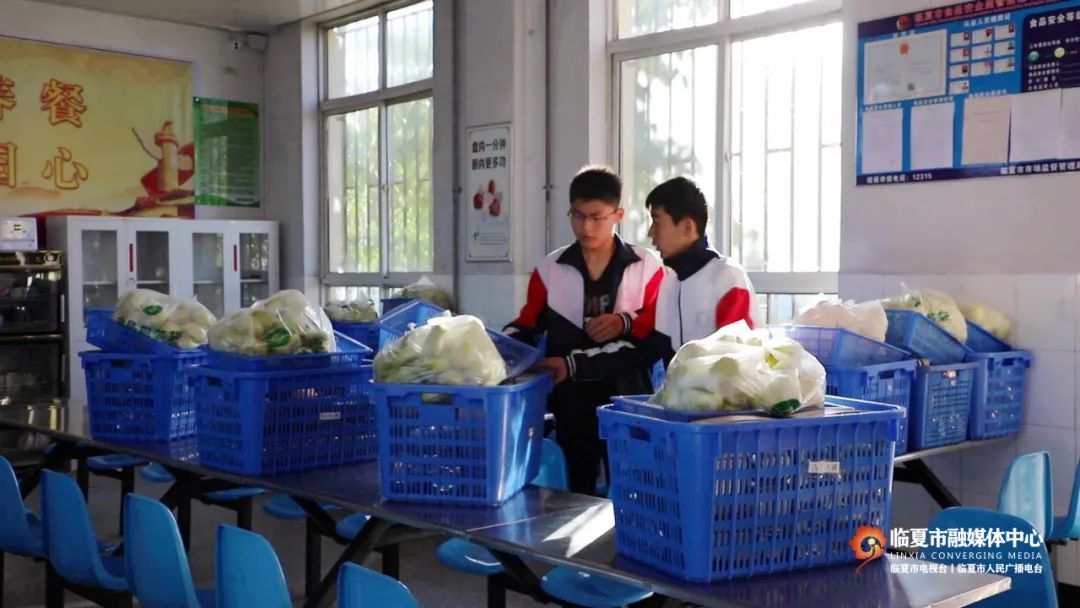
left=86, top=308, right=191, bottom=355
left=378, top=299, right=446, bottom=348
left=191, top=363, right=376, bottom=476
left=825, top=360, right=917, bottom=456
left=770, top=325, right=910, bottom=367
left=966, top=343, right=1031, bottom=440
left=381, top=297, right=415, bottom=316
left=379, top=301, right=542, bottom=378
left=81, top=349, right=207, bottom=442
left=965, top=320, right=1014, bottom=353
left=371, top=374, right=553, bottom=506
left=910, top=362, right=979, bottom=450
left=330, top=320, right=381, bottom=351
left=884, top=310, right=970, bottom=364
left=206, top=331, right=372, bottom=372
left=598, top=396, right=903, bottom=582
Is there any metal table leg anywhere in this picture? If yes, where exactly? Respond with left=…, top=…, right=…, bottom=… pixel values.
left=302, top=516, right=393, bottom=608
left=893, top=458, right=961, bottom=509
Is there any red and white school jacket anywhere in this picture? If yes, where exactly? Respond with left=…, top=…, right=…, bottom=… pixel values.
left=655, top=240, right=763, bottom=356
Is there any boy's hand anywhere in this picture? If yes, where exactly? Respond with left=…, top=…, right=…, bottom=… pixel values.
left=534, top=357, right=569, bottom=384
left=585, top=313, right=625, bottom=343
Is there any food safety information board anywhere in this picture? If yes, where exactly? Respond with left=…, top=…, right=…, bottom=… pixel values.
left=857, top=0, right=1080, bottom=185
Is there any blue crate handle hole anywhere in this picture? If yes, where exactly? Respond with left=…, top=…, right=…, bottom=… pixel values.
left=629, top=425, right=651, bottom=442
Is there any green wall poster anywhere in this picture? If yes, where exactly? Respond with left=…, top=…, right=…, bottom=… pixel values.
left=194, top=97, right=260, bottom=207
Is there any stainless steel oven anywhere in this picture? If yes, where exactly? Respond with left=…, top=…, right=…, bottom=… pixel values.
left=0, top=251, right=64, bottom=404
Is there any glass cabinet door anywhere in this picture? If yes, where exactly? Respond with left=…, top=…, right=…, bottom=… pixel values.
left=192, top=233, right=225, bottom=319
left=134, top=231, right=170, bottom=293
left=239, top=232, right=270, bottom=308
left=81, top=229, right=120, bottom=315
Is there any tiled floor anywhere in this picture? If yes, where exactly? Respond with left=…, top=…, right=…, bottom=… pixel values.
left=3, top=472, right=681, bottom=607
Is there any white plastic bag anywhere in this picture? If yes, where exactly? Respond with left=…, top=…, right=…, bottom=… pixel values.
left=793, top=295, right=888, bottom=342
left=208, top=290, right=337, bottom=356
left=882, top=286, right=967, bottom=342
left=113, top=289, right=216, bottom=349
left=959, top=302, right=1012, bottom=340
left=651, top=321, right=825, bottom=417
left=324, top=300, right=379, bottom=322
left=395, top=277, right=454, bottom=310
left=373, top=312, right=507, bottom=386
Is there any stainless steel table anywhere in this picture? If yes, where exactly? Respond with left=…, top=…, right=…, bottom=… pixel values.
left=0, top=402, right=1012, bottom=608
left=894, top=437, right=1011, bottom=508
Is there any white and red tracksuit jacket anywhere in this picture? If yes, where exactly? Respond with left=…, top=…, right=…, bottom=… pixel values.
left=505, top=234, right=666, bottom=394
left=655, top=238, right=763, bottom=359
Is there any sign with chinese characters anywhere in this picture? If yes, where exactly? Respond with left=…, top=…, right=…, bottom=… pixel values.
left=0, top=36, right=194, bottom=217
left=465, top=123, right=511, bottom=262
left=194, top=98, right=260, bottom=207
left=857, top=0, right=1080, bottom=185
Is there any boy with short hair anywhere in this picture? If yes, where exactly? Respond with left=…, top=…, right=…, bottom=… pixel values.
left=646, top=176, right=762, bottom=359
left=506, top=166, right=665, bottom=494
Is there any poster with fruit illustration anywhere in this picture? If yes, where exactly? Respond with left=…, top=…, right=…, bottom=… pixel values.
left=465, top=124, right=511, bottom=261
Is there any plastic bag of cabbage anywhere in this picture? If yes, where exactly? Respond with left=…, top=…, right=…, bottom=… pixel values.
left=374, top=312, right=507, bottom=386
left=394, top=277, right=454, bottom=311
left=324, top=300, right=379, bottom=322
left=793, top=295, right=888, bottom=342
left=882, top=286, right=967, bottom=342
left=208, top=290, right=337, bottom=356
left=651, top=321, right=826, bottom=417
left=113, top=289, right=216, bottom=349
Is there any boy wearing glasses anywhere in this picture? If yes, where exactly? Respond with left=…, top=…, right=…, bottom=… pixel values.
left=506, top=166, right=665, bottom=495
left=646, top=176, right=762, bottom=361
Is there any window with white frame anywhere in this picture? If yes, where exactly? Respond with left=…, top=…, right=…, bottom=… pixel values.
left=322, top=1, right=434, bottom=305
left=612, top=0, right=841, bottom=322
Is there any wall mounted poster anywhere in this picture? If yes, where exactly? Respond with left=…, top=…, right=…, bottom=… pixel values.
left=857, top=0, right=1080, bottom=185
left=0, top=36, right=194, bottom=216
left=194, top=98, right=260, bottom=207
left=465, top=123, right=511, bottom=262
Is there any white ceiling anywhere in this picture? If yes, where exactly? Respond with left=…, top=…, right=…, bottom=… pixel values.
left=29, top=0, right=364, bottom=32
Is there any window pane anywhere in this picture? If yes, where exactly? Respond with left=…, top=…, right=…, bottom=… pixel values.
left=388, top=98, right=433, bottom=272
left=326, top=286, right=383, bottom=309
left=326, top=108, right=381, bottom=274
left=387, top=1, right=434, bottom=87
left=616, top=0, right=719, bottom=39
left=327, top=16, right=380, bottom=98
left=765, top=293, right=835, bottom=324
left=618, top=45, right=717, bottom=248
left=731, top=0, right=814, bottom=19
left=730, top=23, right=841, bottom=274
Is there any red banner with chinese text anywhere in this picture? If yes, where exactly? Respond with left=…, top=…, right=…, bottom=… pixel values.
left=0, top=36, right=194, bottom=218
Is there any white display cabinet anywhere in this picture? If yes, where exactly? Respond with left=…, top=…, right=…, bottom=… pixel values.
left=46, top=216, right=279, bottom=401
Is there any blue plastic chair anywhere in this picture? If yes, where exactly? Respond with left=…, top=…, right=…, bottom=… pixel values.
left=262, top=494, right=340, bottom=520
left=541, top=569, right=654, bottom=608
left=338, top=562, right=419, bottom=608
left=123, top=493, right=213, bottom=608
left=929, top=507, right=1058, bottom=608
left=216, top=525, right=290, bottom=608
left=40, top=469, right=128, bottom=590
left=998, top=451, right=1053, bottom=539
left=140, top=463, right=266, bottom=502
left=1050, top=458, right=1080, bottom=541
left=531, top=438, right=570, bottom=492
left=0, top=455, right=46, bottom=600
left=336, top=513, right=373, bottom=539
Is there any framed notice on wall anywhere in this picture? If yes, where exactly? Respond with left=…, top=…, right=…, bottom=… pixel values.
left=465, top=123, right=511, bottom=262
left=194, top=97, right=260, bottom=207
left=857, top=0, right=1080, bottom=186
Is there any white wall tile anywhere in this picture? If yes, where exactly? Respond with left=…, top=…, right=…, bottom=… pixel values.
left=1055, top=542, right=1080, bottom=586
left=1023, top=351, right=1076, bottom=430
left=960, top=440, right=1018, bottom=496
left=959, top=275, right=1019, bottom=321
left=924, top=453, right=962, bottom=491
left=1017, top=425, right=1077, bottom=515
left=890, top=483, right=936, bottom=530
left=1015, top=275, right=1076, bottom=351
left=960, top=490, right=1001, bottom=511
left=838, top=273, right=884, bottom=301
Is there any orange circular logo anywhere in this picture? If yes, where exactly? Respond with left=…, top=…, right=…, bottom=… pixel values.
left=850, top=526, right=887, bottom=573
